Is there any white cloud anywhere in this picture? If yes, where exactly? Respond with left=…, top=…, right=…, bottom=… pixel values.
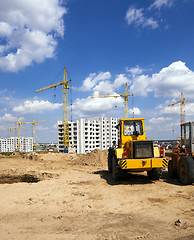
left=79, top=72, right=130, bottom=95
left=0, top=22, right=12, bottom=36
left=151, top=61, right=194, bottom=98
left=72, top=96, right=123, bottom=118
left=13, top=100, right=62, bottom=114
left=130, top=61, right=194, bottom=99
left=146, top=121, right=179, bottom=137
left=125, top=7, right=158, bottom=29
left=0, top=113, right=18, bottom=122
left=93, top=81, right=114, bottom=94
left=126, top=65, right=144, bottom=75
left=75, top=70, right=139, bottom=118
left=150, top=0, right=174, bottom=9
left=114, top=74, right=130, bottom=90
left=129, top=107, right=141, bottom=116
left=149, top=117, right=172, bottom=123
left=156, top=100, right=171, bottom=110
left=74, top=61, right=194, bottom=121
left=161, top=104, right=179, bottom=115
left=79, top=72, right=112, bottom=91
left=0, top=0, right=67, bottom=72
left=36, top=125, right=49, bottom=131
left=130, top=74, right=152, bottom=96
left=162, top=102, right=194, bottom=117
left=92, top=74, right=130, bottom=94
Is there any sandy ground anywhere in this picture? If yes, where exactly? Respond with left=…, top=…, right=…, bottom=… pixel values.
left=0, top=150, right=193, bottom=240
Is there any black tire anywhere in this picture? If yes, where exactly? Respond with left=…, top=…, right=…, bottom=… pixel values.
left=112, top=155, right=121, bottom=180
left=168, top=160, right=176, bottom=178
left=147, top=168, right=162, bottom=180
left=108, top=149, right=113, bottom=173
left=178, top=156, right=194, bottom=185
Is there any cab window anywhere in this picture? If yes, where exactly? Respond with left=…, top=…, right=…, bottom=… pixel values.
left=124, top=120, right=143, bottom=136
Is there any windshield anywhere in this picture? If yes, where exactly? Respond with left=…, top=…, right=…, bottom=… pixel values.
left=124, top=120, right=143, bottom=136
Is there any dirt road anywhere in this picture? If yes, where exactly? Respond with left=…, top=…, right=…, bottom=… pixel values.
left=0, top=150, right=193, bottom=240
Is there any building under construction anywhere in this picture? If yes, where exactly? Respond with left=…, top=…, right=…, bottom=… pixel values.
left=0, top=137, right=33, bottom=153
left=58, top=117, right=118, bottom=154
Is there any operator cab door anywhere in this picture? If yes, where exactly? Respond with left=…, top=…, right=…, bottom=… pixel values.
left=181, top=122, right=192, bottom=153
left=116, top=123, right=121, bottom=148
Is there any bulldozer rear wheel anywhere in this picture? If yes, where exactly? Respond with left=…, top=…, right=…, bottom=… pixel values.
left=168, top=160, right=176, bottom=178
left=147, top=168, right=162, bottom=180
left=178, top=156, right=194, bottom=185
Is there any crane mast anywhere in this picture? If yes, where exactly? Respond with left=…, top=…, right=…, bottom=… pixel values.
left=168, top=93, right=185, bottom=125
left=62, top=69, right=70, bottom=150
left=17, top=117, right=22, bottom=151
left=36, top=67, right=71, bottom=151
left=91, top=83, right=133, bottom=118
left=122, top=83, right=131, bottom=118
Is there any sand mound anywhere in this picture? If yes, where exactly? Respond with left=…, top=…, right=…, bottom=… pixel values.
left=68, top=149, right=108, bottom=168
left=37, top=152, right=77, bottom=162
left=10, top=152, right=21, bottom=157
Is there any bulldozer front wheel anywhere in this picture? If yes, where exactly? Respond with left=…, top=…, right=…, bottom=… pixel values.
left=147, top=168, right=162, bottom=180
left=178, top=156, right=194, bottom=185
left=168, top=160, right=176, bottom=178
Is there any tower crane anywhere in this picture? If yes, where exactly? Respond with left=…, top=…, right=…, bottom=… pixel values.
left=9, top=124, right=18, bottom=138
left=168, top=93, right=185, bottom=125
left=10, top=124, right=25, bottom=139
left=17, top=117, right=22, bottom=151
left=36, top=67, right=71, bottom=151
left=91, top=83, right=133, bottom=118
left=22, top=118, right=48, bottom=150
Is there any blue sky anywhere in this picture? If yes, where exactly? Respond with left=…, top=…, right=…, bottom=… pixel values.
left=0, top=0, right=194, bottom=143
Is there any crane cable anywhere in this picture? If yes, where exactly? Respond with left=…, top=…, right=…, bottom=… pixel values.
left=51, top=68, right=64, bottom=85
left=51, top=68, right=64, bottom=99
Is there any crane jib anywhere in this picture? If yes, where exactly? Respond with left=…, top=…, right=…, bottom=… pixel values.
left=36, top=81, right=64, bottom=93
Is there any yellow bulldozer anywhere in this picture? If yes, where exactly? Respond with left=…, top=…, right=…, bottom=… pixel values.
left=166, top=121, right=194, bottom=185
left=108, top=118, right=167, bottom=180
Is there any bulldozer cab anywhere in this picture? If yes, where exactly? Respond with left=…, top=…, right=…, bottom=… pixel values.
left=116, top=118, right=146, bottom=148
left=181, top=122, right=194, bottom=154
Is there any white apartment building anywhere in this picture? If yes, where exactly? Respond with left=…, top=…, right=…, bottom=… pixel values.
left=58, top=117, right=118, bottom=154
left=0, top=137, right=33, bottom=153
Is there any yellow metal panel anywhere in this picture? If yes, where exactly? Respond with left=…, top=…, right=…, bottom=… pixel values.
left=118, top=158, right=164, bottom=170
left=154, top=146, right=160, bottom=157
left=115, top=148, right=123, bottom=159
left=119, top=159, right=152, bottom=169
left=151, top=158, right=163, bottom=168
